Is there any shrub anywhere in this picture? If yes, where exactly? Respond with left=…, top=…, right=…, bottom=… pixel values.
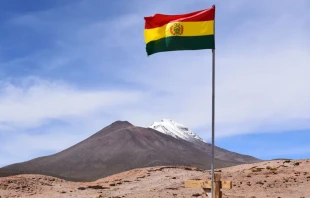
left=251, top=168, right=263, bottom=172
left=266, top=166, right=277, bottom=171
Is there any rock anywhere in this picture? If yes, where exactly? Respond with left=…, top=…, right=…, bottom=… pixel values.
left=166, top=187, right=178, bottom=190
left=77, top=187, right=86, bottom=190
left=87, top=185, right=107, bottom=190
left=192, top=193, right=201, bottom=197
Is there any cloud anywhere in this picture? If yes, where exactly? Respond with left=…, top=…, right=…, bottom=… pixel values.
left=0, top=76, right=144, bottom=166
left=3, top=0, right=308, bottom=137
left=0, top=77, right=142, bottom=129
left=0, top=118, right=106, bottom=167
left=112, top=0, right=310, bottom=138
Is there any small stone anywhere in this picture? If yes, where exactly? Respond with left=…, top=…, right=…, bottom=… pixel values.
left=87, top=185, right=107, bottom=190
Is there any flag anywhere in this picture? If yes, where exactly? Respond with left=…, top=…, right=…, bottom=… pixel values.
left=144, top=6, right=215, bottom=56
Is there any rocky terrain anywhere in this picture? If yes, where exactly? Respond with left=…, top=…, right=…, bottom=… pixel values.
left=0, top=159, right=309, bottom=198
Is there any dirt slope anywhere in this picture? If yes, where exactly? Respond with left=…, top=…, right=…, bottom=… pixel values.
left=0, top=159, right=309, bottom=198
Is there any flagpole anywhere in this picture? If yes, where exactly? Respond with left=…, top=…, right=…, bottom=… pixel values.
left=210, top=48, right=215, bottom=198
left=211, top=4, right=216, bottom=198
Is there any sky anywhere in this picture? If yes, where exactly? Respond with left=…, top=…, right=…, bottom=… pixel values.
left=0, top=0, right=309, bottom=167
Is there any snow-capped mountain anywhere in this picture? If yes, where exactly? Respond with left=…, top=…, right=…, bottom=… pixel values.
left=149, top=119, right=204, bottom=143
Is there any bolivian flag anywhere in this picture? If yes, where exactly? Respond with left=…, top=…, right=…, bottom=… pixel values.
left=144, top=6, right=215, bottom=56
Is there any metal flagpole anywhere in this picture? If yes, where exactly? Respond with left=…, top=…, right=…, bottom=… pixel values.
left=211, top=4, right=216, bottom=198
left=211, top=48, right=215, bottom=198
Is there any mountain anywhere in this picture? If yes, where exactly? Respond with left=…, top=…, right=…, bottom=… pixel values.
left=150, top=119, right=259, bottom=164
left=149, top=119, right=203, bottom=143
left=0, top=121, right=260, bottom=181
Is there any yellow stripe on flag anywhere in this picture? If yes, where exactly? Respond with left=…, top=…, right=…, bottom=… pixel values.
left=144, top=20, right=214, bottom=44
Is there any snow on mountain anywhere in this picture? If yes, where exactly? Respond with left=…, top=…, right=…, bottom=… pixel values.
left=149, top=119, right=204, bottom=143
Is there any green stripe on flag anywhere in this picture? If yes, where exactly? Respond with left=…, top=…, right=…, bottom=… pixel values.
left=146, top=35, right=215, bottom=56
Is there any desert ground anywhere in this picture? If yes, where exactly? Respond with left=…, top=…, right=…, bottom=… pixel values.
left=0, top=159, right=309, bottom=198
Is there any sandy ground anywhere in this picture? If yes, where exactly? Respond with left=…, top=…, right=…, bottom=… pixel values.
left=0, top=159, right=309, bottom=198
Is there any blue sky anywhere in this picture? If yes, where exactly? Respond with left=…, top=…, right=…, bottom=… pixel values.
left=0, top=0, right=309, bottom=167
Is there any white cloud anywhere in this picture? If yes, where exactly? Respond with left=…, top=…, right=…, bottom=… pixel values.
left=112, top=0, right=310, bottom=138
left=0, top=78, right=142, bottom=129
left=4, top=0, right=305, bottom=138
left=0, top=118, right=104, bottom=167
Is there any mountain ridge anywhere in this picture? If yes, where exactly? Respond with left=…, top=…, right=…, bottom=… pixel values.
left=0, top=120, right=260, bottom=181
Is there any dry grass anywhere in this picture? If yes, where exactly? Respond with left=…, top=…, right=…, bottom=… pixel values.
left=266, top=166, right=277, bottom=171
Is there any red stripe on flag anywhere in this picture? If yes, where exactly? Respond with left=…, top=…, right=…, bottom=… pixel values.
left=144, top=7, right=215, bottom=29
